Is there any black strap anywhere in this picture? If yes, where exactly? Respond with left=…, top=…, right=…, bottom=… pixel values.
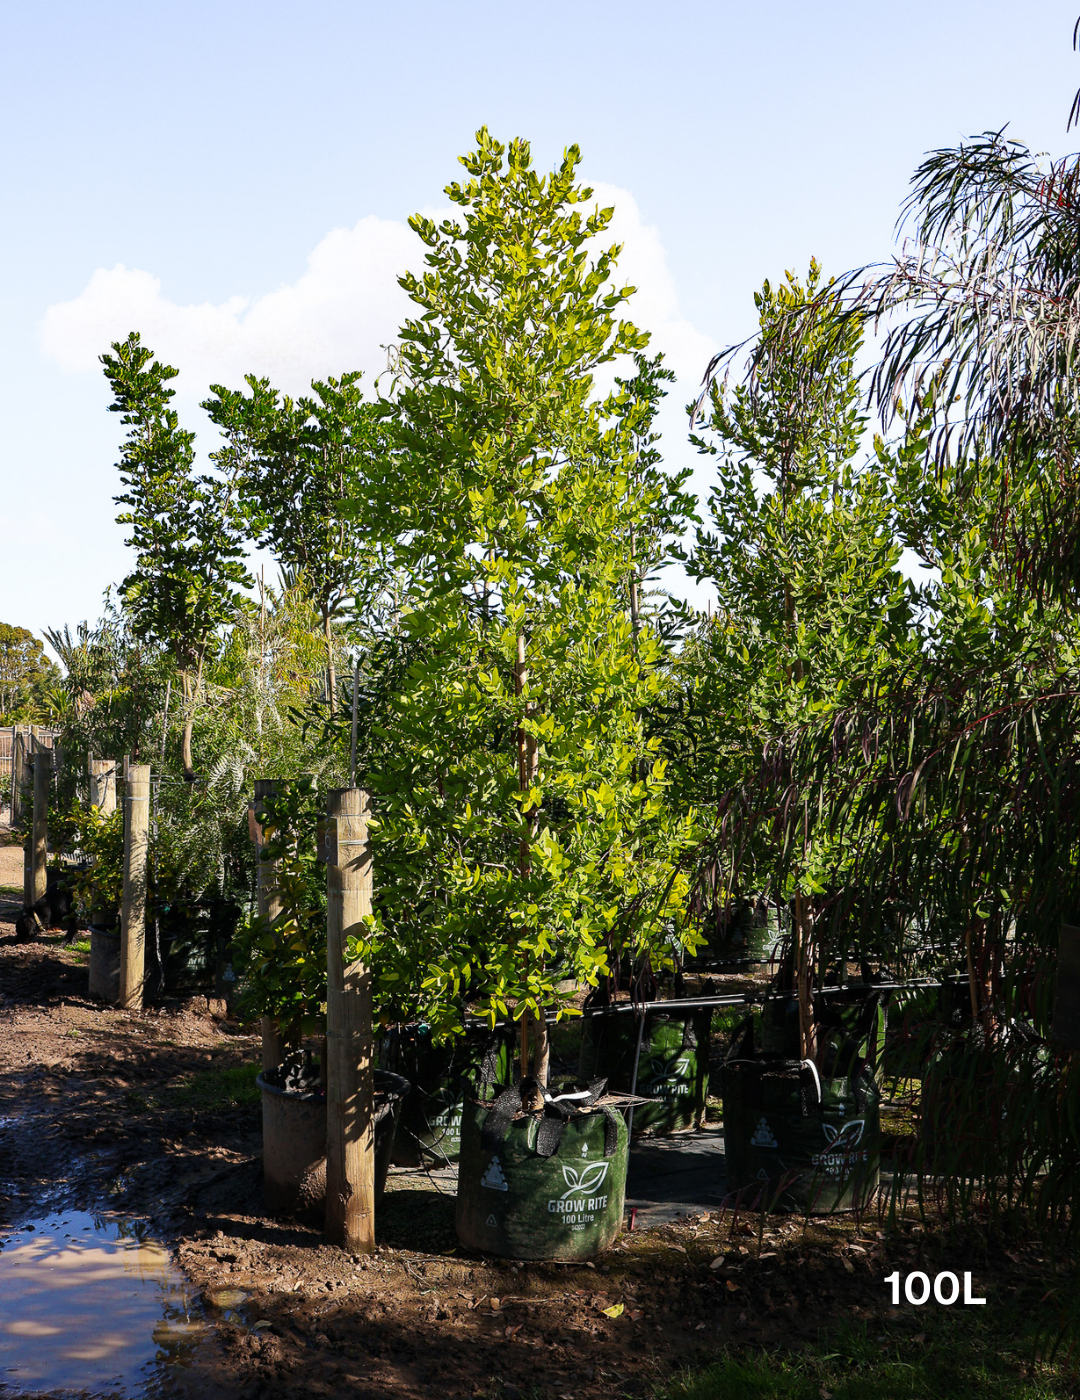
left=725, top=1015, right=755, bottom=1063
left=599, top=1103, right=620, bottom=1157
left=478, top=1029, right=506, bottom=1086
left=480, top=1084, right=523, bottom=1151
left=536, top=1101, right=571, bottom=1157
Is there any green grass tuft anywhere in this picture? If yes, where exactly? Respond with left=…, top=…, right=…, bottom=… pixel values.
left=663, top=1310, right=1072, bottom=1400
left=168, top=1063, right=261, bottom=1112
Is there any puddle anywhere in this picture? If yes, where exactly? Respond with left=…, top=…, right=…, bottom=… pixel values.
left=0, top=1211, right=205, bottom=1396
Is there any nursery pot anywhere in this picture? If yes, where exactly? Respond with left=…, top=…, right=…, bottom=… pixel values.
left=578, top=1009, right=710, bottom=1134
left=88, top=928, right=120, bottom=1002
left=919, top=1039, right=1024, bottom=1173
left=257, top=1067, right=410, bottom=1221
left=723, top=1057, right=880, bottom=1213
left=702, top=900, right=779, bottom=966
left=384, top=1023, right=513, bottom=1168
left=159, top=930, right=209, bottom=996
left=456, top=1083, right=629, bottom=1260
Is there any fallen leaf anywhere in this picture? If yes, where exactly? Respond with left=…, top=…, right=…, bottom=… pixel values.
left=709, top=1256, right=725, bottom=1270
left=725, top=1279, right=740, bottom=1293
left=602, top=1303, right=624, bottom=1319
left=505, top=1324, right=522, bottom=1338
left=627, top=1310, right=644, bottom=1322
left=820, top=1390, right=833, bottom=1399
left=670, top=1244, right=687, bottom=1254
left=252, top=1319, right=273, bottom=1331
left=842, top=1258, right=855, bottom=1273
left=490, top=1297, right=501, bottom=1312
left=913, top=1332, right=926, bottom=1344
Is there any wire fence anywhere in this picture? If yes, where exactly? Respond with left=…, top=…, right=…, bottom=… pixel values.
left=1, top=725, right=63, bottom=823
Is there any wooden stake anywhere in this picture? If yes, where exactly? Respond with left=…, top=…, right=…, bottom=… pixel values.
left=324, top=786, right=375, bottom=1253
left=119, top=763, right=150, bottom=1009
left=88, top=758, right=117, bottom=816
left=254, top=778, right=285, bottom=1072
left=31, top=746, right=50, bottom=905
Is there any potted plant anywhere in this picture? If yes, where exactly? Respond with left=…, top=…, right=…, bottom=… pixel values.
left=684, top=263, right=915, bottom=1211
left=352, top=131, right=703, bottom=1259
left=234, top=777, right=407, bottom=1219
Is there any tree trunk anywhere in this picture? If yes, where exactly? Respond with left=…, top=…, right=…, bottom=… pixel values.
left=514, top=633, right=542, bottom=1085
left=179, top=670, right=195, bottom=781
left=324, top=613, right=337, bottom=712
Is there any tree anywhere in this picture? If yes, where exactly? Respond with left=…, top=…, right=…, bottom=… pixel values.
left=103, top=332, right=251, bottom=778
left=203, top=372, right=391, bottom=712
left=0, top=624, right=59, bottom=720
left=352, top=130, right=702, bottom=1078
left=685, top=262, right=917, bottom=1056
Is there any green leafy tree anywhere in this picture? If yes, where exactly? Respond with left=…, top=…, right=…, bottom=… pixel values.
left=685, top=262, right=917, bottom=1054
left=103, top=332, right=251, bottom=778
left=231, top=777, right=327, bottom=1043
left=203, top=371, right=391, bottom=712
left=350, top=130, right=702, bottom=1079
left=0, top=624, right=60, bottom=721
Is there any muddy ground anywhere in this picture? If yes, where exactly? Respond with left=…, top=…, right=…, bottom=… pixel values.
left=0, top=834, right=1072, bottom=1399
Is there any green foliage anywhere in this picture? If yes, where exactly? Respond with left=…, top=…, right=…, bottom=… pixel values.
left=0, top=623, right=60, bottom=721
left=346, top=131, right=703, bottom=1046
left=168, top=1063, right=261, bottom=1112
left=204, top=371, right=394, bottom=709
left=232, top=777, right=327, bottom=1040
left=103, top=331, right=251, bottom=775
left=681, top=263, right=917, bottom=947
left=664, top=1308, right=1073, bottom=1399
left=66, top=804, right=124, bottom=921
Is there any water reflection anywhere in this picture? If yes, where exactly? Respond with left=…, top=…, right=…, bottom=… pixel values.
left=0, top=1211, right=204, bottom=1396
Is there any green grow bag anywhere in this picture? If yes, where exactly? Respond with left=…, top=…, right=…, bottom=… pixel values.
left=702, top=899, right=779, bottom=966
left=383, top=1023, right=513, bottom=1167
left=456, top=1082, right=629, bottom=1260
left=723, top=1058, right=880, bottom=1212
left=578, top=1009, right=710, bottom=1134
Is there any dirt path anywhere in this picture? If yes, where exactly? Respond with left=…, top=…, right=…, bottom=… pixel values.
left=0, top=884, right=1058, bottom=1400
left=0, top=838, right=22, bottom=893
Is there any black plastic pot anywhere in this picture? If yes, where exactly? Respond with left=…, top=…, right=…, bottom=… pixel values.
left=382, top=1023, right=513, bottom=1167
left=455, top=1082, right=629, bottom=1260
left=87, top=927, right=120, bottom=1002
left=256, top=1066, right=410, bottom=1221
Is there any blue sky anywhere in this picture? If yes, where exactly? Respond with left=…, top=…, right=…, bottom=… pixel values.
left=3, top=0, right=1078, bottom=644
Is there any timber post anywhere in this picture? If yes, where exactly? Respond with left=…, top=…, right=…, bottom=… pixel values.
left=324, top=786, right=375, bottom=1253
left=254, top=778, right=284, bottom=1072
left=89, top=757, right=117, bottom=815
left=31, top=745, right=50, bottom=905
left=119, top=763, right=151, bottom=1009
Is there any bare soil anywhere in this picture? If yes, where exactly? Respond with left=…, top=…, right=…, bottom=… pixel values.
left=0, top=833, right=1067, bottom=1399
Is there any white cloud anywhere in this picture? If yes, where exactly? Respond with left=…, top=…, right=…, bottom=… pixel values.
left=590, top=182, right=714, bottom=390
left=40, top=186, right=715, bottom=407
left=40, top=215, right=417, bottom=399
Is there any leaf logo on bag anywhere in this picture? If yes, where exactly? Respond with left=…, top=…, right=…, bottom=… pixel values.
left=560, top=1161, right=610, bottom=1198
left=822, top=1119, right=865, bottom=1150
left=647, top=1054, right=690, bottom=1082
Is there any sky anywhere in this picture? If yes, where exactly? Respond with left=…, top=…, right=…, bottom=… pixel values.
left=3, top=0, right=1079, bottom=650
